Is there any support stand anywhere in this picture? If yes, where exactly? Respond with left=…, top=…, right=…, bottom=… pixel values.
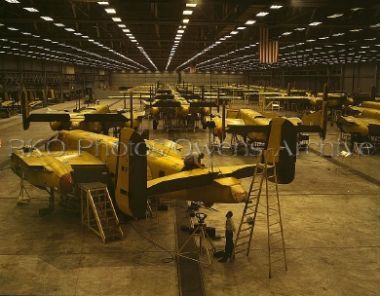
left=177, top=213, right=215, bottom=265
left=17, top=172, right=31, bottom=205
left=145, top=197, right=159, bottom=224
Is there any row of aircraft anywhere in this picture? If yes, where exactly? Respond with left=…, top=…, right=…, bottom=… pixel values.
left=209, top=105, right=327, bottom=143
left=11, top=90, right=309, bottom=218
left=337, top=101, right=380, bottom=142
left=144, top=84, right=216, bottom=130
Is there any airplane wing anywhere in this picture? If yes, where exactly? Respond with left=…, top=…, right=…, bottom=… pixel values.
left=216, top=164, right=255, bottom=178
left=84, top=113, right=129, bottom=124
left=11, top=149, right=106, bottom=193
left=13, top=150, right=104, bottom=168
left=227, top=122, right=323, bottom=135
left=147, top=164, right=255, bottom=196
left=151, top=100, right=182, bottom=107
left=147, top=139, right=183, bottom=151
left=27, top=113, right=71, bottom=123
left=147, top=170, right=219, bottom=195
left=119, top=110, right=146, bottom=119
left=145, top=139, right=184, bottom=157
left=189, top=101, right=218, bottom=108
left=227, top=124, right=268, bottom=135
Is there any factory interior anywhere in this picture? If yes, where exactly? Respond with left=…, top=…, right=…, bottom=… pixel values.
left=0, top=0, right=379, bottom=295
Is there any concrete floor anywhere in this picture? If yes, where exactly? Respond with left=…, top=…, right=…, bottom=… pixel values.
left=0, top=99, right=379, bottom=295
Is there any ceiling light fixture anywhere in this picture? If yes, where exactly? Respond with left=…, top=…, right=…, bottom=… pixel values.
left=309, top=21, right=322, bottom=26
left=23, top=7, right=38, bottom=12
left=327, top=13, right=344, bottom=18
left=270, top=4, right=283, bottom=9
left=41, top=16, right=54, bottom=22
left=105, top=8, right=116, bottom=14
left=183, top=10, right=193, bottom=15
left=245, top=20, right=256, bottom=25
left=256, top=11, right=269, bottom=17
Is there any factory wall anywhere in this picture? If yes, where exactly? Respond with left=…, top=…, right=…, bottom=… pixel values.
left=181, top=73, right=247, bottom=86
left=110, top=72, right=247, bottom=88
left=342, top=63, right=379, bottom=95
left=2, top=56, right=378, bottom=99
left=0, top=56, right=108, bottom=102
left=248, top=62, right=379, bottom=96
left=110, top=72, right=177, bottom=87
left=0, top=55, right=62, bottom=73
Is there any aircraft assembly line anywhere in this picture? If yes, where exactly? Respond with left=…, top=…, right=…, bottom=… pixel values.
left=0, top=81, right=379, bottom=296
left=1, top=0, right=379, bottom=296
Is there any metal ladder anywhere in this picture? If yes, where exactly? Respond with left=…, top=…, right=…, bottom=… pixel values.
left=80, top=182, right=123, bottom=243
left=234, top=150, right=287, bottom=278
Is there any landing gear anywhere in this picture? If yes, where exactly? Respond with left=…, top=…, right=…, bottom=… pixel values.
left=153, top=119, right=159, bottom=130
left=38, top=188, right=55, bottom=216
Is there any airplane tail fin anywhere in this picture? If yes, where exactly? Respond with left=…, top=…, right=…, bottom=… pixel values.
left=301, top=101, right=328, bottom=139
left=20, top=91, right=30, bottom=130
left=265, top=118, right=297, bottom=184
left=320, top=101, right=328, bottom=139
left=114, top=128, right=148, bottom=218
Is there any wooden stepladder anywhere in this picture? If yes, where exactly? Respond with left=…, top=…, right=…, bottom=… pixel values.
left=234, top=149, right=287, bottom=278
left=80, top=182, right=123, bottom=243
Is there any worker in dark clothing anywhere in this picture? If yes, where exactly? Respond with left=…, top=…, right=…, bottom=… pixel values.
left=182, top=152, right=205, bottom=171
left=219, top=211, right=235, bottom=263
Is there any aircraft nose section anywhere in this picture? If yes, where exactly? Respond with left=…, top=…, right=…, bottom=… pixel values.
left=59, top=173, right=73, bottom=193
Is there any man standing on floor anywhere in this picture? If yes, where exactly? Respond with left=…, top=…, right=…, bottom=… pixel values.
left=219, top=211, right=235, bottom=263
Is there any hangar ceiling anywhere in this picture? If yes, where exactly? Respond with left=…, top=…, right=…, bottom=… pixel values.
left=0, top=0, right=379, bottom=72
